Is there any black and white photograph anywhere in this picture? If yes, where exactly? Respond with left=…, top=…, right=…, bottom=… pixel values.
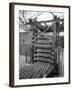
left=9, top=3, right=70, bottom=87
left=19, top=10, right=64, bottom=79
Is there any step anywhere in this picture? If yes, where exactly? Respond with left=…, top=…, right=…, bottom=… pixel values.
left=34, top=44, right=53, bottom=48
left=35, top=49, right=54, bottom=54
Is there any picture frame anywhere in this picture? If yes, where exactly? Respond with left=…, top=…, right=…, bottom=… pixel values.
left=9, top=2, right=70, bottom=87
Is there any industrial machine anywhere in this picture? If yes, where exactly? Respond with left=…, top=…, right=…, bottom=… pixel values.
left=19, top=11, right=64, bottom=79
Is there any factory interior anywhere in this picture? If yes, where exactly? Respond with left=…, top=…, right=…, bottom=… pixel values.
left=19, top=11, right=64, bottom=79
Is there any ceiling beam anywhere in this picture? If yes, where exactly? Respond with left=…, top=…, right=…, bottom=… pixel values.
left=38, top=19, right=64, bottom=23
